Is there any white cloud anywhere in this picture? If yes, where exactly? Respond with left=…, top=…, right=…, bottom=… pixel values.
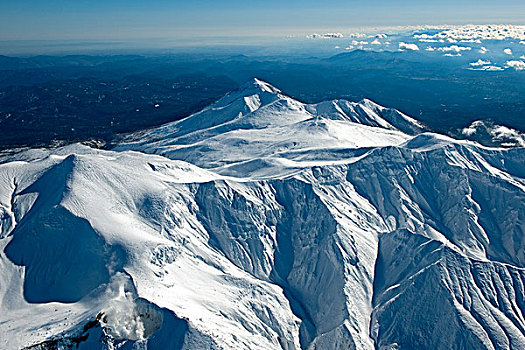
left=413, top=25, right=525, bottom=41
left=437, top=45, right=472, bottom=55
left=348, top=32, right=367, bottom=39
left=491, top=126, right=525, bottom=146
left=504, top=48, right=513, bottom=55
left=468, top=65, right=504, bottom=71
left=462, top=121, right=483, bottom=136
left=307, top=33, right=343, bottom=39
left=375, top=33, right=388, bottom=39
left=370, top=39, right=381, bottom=45
left=419, top=39, right=444, bottom=43
left=399, top=42, right=419, bottom=51
left=485, top=66, right=504, bottom=71
left=425, top=46, right=435, bottom=51
left=462, top=120, right=525, bottom=147
left=460, top=39, right=482, bottom=43
left=506, top=60, right=525, bottom=70
left=470, top=59, right=491, bottom=66
left=352, top=40, right=369, bottom=46
left=479, top=46, right=488, bottom=54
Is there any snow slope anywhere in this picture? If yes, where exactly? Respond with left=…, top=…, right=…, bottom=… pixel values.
left=115, top=78, right=424, bottom=177
left=0, top=80, right=523, bottom=350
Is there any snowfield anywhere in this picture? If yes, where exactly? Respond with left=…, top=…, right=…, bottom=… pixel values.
left=0, top=79, right=524, bottom=349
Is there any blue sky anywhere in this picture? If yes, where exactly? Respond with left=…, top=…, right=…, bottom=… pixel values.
left=1, top=0, right=524, bottom=40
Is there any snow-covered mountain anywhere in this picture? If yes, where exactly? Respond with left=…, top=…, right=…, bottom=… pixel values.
left=0, top=79, right=524, bottom=350
left=115, top=78, right=425, bottom=177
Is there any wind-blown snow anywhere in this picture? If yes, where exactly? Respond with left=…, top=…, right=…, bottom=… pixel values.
left=0, top=79, right=523, bottom=350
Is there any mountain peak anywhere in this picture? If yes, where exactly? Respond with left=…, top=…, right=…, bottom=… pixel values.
left=239, top=78, right=281, bottom=95
left=115, top=79, right=428, bottom=168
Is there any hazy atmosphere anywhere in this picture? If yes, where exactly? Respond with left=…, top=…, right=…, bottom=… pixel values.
left=2, top=0, right=525, bottom=41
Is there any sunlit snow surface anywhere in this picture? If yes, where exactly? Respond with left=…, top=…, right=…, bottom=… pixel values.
left=0, top=80, right=524, bottom=349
